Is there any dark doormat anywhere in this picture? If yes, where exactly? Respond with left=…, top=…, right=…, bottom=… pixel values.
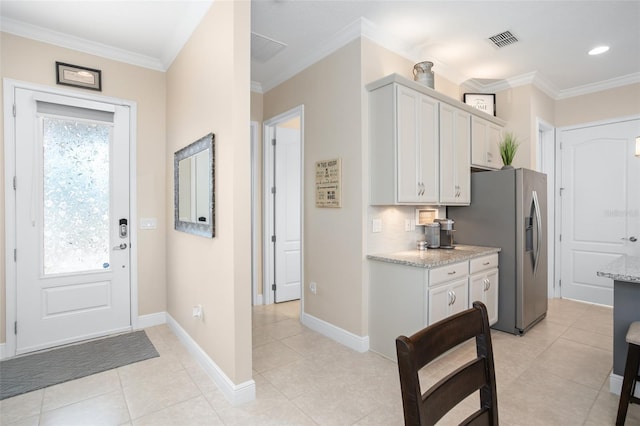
left=0, top=330, right=159, bottom=400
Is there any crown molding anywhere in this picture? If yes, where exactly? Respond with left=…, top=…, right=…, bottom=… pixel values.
left=1, top=17, right=166, bottom=71
left=556, top=72, right=640, bottom=100
left=250, top=81, right=263, bottom=94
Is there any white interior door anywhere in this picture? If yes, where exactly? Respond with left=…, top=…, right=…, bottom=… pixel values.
left=559, top=118, right=640, bottom=305
left=274, top=126, right=301, bottom=303
left=14, top=88, right=132, bottom=354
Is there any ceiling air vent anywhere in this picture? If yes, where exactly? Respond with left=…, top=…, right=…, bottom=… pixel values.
left=251, top=32, right=287, bottom=63
left=488, top=30, right=518, bottom=48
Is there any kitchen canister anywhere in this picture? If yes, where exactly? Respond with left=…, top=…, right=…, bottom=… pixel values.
left=413, top=61, right=434, bottom=88
left=424, top=222, right=440, bottom=248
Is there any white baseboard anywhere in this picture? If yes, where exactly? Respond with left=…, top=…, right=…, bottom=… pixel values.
left=166, top=314, right=255, bottom=405
left=0, top=342, right=6, bottom=360
left=136, top=312, right=167, bottom=329
left=253, top=294, right=263, bottom=305
left=301, top=312, right=369, bottom=353
left=610, top=372, right=640, bottom=397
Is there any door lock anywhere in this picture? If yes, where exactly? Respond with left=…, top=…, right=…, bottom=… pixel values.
left=119, top=218, right=128, bottom=238
left=621, top=236, right=638, bottom=242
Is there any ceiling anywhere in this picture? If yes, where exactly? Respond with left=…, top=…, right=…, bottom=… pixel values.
left=1, top=1, right=639, bottom=99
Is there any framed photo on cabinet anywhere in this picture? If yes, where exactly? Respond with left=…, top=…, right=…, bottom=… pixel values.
left=463, top=93, right=495, bottom=116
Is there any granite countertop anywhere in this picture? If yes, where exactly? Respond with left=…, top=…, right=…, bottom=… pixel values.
left=367, top=245, right=501, bottom=269
left=596, top=255, right=640, bottom=284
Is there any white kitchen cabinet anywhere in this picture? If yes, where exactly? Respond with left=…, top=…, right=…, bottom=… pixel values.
left=439, top=103, right=471, bottom=204
left=369, top=258, right=469, bottom=360
left=428, top=277, right=469, bottom=325
left=369, top=83, right=439, bottom=204
left=369, top=261, right=427, bottom=360
left=471, top=116, right=502, bottom=170
left=469, top=254, right=499, bottom=325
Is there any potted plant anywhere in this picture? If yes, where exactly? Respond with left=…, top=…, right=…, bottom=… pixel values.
left=498, top=131, right=519, bottom=169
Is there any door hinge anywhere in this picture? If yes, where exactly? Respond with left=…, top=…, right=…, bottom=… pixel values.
left=272, top=138, right=276, bottom=146
left=14, top=249, right=17, bottom=262
left=14, top=321, right=17, bottom=335
left=271, top=235, right=276, bottom=243
left=559, top=234, right=562, bottom=242
left=13, top=176, right=17, bottom=190
left=558, top=279, right=562, bottom=287
left=272, top=284, right=276, bottom=291
left=12, top=104, right=16, bottom=117
left=271, top=186, right=276, bottom=194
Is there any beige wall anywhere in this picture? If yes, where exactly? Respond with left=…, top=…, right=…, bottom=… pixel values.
left=166, top=0, right=252, bottom=384
left=0, top=32, right=167, bottom=344
left=264, top=39, right=365, bottom=335
left=555, top=83, right=640, bottom=127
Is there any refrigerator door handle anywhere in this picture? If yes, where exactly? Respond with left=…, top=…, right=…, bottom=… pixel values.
left=532, top=190, right=542, bottom=276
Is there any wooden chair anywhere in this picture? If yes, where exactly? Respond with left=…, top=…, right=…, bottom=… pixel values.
left=616, top=321, right=640, bottom=425
left=396, top=301, right=498, bottom=426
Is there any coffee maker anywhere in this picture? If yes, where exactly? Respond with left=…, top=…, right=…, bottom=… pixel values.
left=435, top=218, right=455, bottom=249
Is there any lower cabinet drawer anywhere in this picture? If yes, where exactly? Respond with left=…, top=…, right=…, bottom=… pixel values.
left=470, top=254, right=498, bottom=274
left=429, top=261, right=468, bottom=286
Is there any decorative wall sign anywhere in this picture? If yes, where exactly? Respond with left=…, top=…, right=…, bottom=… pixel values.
left=315, top=158, right=341, bottom=208
left=463, top=93, right=495, bottom=116
left=56, top=62, right=102, bottom=91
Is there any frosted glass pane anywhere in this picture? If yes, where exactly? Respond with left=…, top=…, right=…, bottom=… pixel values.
left=42, top=117, right=111, bottom=275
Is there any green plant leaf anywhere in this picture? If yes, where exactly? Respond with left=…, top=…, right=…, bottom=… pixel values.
left=498, top=132, right=520, bottom=166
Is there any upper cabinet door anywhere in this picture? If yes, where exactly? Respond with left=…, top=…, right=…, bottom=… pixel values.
left=369, top=83, right=439, bottom=205
left=396, top=85, right=439, bottom=203
left=471, top=115, right=502, bottom=170
left=440, top=104, right=470, bottom=205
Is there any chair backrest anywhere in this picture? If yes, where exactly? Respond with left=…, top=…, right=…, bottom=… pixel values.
left=396, top=301, right=498, bottom=426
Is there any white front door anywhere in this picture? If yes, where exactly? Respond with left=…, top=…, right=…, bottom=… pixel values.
left=559, top=118, right=640, bottom=305
left=13, top=88, right=132, bottom=354
left=274, top=126, right=301, bottom=303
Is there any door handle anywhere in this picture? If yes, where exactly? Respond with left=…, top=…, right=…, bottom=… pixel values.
left=622, top=236, right=637, bottom=242
left=113, top=243, right=128, bottom=250
left=532, top=190, right=542, bottom=276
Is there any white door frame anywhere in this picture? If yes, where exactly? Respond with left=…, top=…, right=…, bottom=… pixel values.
left=3, top=78, right=138, bottom=359
left=536, top=118, right=558, bottom=299
left=250, top=121, right=261, bottom=305
left=262, top=105, right=304, bottom=306
left=556, top=114, right=640, bottom=302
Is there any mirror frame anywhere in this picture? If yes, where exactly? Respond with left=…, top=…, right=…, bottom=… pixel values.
left=174, top=132, right=215, bottom=238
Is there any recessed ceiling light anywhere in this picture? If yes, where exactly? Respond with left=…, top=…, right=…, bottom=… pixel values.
left=588, top=46, right=610, bottom=55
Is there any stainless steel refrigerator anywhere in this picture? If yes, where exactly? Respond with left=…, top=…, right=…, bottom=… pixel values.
left=448, top=168, right=547, bottom=335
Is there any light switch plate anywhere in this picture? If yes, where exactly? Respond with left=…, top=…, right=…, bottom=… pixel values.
left=139, top=217, right=157, bottom=230
left=372, top=218, right=382, bottom=233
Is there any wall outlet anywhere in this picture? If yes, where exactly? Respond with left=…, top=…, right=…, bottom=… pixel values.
left=309, top=281, right=317, bottom=295
left=404, top=219, right=412, bottom=231
left=192, top=304, right=203, bottom=319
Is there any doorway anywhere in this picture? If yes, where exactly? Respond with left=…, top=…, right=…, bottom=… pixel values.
left=558, top=117, right=640, bottom=305
left=262, top=106, right=304, bottom=305
left=4, top=80, right=137, bottom=356
left=537, top=119, right=557, bottom=299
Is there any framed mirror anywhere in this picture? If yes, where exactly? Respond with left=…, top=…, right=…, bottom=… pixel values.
left=174, top=133, right=215, bottom=238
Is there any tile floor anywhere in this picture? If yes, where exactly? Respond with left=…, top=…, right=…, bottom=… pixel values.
left=1, top=298, right=640, bottom=425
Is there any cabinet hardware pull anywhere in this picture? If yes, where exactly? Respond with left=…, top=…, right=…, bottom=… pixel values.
left=448, top=271, right=456, bottom=275
left=483, top=262, right=490, bottom=266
